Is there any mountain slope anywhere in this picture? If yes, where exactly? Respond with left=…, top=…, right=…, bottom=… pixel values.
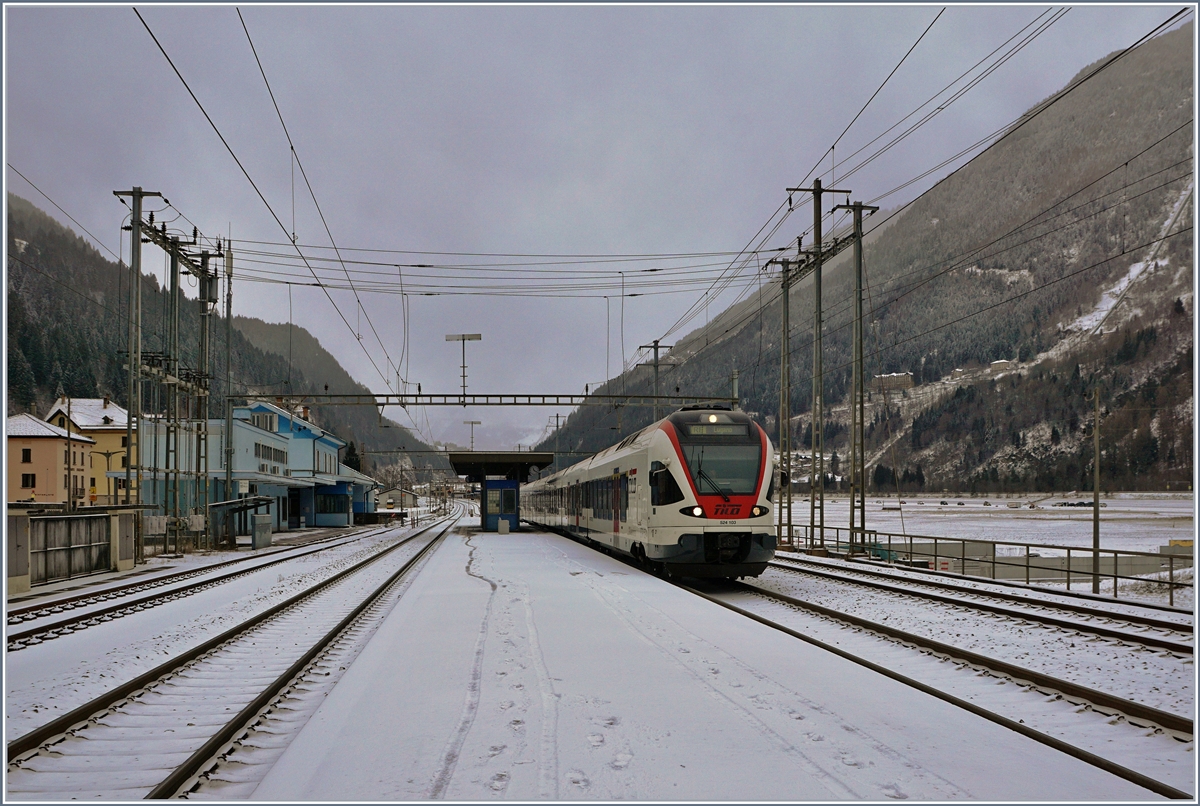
left=538, top=23, right=1194, bottom=491
left=6, top=192, right=443, bottom=479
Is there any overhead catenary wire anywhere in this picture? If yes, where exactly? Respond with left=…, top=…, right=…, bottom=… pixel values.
left=133, top=7, right=393, bottom=390
left=236, top=8, right=400, bottom=392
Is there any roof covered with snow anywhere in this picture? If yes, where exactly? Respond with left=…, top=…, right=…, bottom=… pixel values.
left=44, top=397, right=129, bottom=430
left=8, top=413, right=96, bottom=442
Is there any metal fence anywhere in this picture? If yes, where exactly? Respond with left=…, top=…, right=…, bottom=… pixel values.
left=783, top=525, right=1193, bottom=607
left=29, top=514, right=112, bottom=585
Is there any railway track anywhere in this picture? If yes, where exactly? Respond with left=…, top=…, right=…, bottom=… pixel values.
left=768, top=555, right=1194, bottom=654
left=780, top=546, right=1193, bottom=615
left=4, top=525, right=379, bottom=628
left=683, top=580, right=1193, bottom=800
left=5, top=525, right=412, bottom=652
left=5, top=512, right=458, bottom=800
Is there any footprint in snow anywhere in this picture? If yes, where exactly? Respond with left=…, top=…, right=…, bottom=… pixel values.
left=488, top=772, right=510, bottom=792
left=587, top=733, right=605, bottom=747
left=610, top=752, right=633, bottom=770
left=880, top=783, right=909, bottom=799
left=593, top=716, right=620, bottom=727
left=499, top=700, right=515, bottom=711
left=488, top=745, right=507, bottom=757
left=566, top=770, right=590, bottom=789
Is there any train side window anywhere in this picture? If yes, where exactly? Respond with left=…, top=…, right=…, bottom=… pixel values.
left=650, top=461, right=685, bottom=506
left=765, top=471, right=774, bottom=502
left=620, top=474, right=628, bottom=522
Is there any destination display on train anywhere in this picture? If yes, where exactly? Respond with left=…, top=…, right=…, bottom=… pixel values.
left=685, top=424, right=749, bottom=436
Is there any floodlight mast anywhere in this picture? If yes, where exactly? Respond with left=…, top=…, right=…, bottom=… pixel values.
left=446, top=333, right=482, bottom=405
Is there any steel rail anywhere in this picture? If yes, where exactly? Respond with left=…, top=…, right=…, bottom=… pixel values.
left=767, top=559, right=1193, bottom=654
left=7, top=526, right=397, bottom=648
left=772, top=554, right=1193, bottom=633
left=729, top=581, right=1192, bottom=735
left=7, top=526, right=384, bottom=623
left=683, top=584, right=1191, bottom=800
left=146, top=515, right=456, bottom=798
left=6, top=514, right=452, bottom=764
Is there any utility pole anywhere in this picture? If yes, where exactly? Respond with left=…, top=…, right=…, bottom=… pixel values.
left=224, top=246, right=235, bottom=548
left=1093, top=385, right=1101, bottom=594
left=787, top=179, right=850, bottom=554
left=554, top=413, right=563, bottom=473
left=192, top=245, right=221, bottom=550
left=637, top=339, right=674, bottom=421
left=167, top=237, right=181, bottom=555
left=115, top=187, right=161, bottom=562
left=835, top=200, right=878, bottom=553
left=766, top=251, right=799, bottom=549
left=731, top=369, right=739, bottom=410
left=445, top=333, right=482, bottom=405
left=463, top=420, right=481, bottom=451
left=66, top=395, right=74, bottom=512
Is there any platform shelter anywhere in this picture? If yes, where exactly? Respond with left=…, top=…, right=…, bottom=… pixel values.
left=447, top=452, right=553, bottom=532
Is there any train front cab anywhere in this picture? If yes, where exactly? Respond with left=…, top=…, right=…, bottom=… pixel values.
left=641, top=407, right=775, bottom=579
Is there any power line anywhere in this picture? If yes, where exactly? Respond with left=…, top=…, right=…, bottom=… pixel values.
left=237, top=8, right=398, bottom=390
left=133, top=7, right=393, bottom=390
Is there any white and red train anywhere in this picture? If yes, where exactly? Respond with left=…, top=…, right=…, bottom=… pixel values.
left=522, top=405, right=777, bottom=579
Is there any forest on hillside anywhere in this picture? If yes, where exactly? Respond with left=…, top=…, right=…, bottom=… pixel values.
left=536, top=24, right=1194, bottom=492
left=6, top=193, right=441, bottom=480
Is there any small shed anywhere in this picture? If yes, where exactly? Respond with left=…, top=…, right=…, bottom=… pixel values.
left=379, top=487, right=418, bottom=514
left=447, top=452, right=554, bottom=532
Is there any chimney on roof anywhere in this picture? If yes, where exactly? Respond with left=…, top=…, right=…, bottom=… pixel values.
left=302, top=406, right=310, bottom=420
left=103, top=396, right=110, bottom=408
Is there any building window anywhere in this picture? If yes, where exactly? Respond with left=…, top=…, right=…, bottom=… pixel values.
left=21, top=448, right=31, bottom=463
left=316, top=494, right=348, bottom=514
left=122, top=436, right=128, bottom=447
left=58, top=417, right=66, bottom=428
left=21, top=474, right=35, bottom=488
left=90, top=477, right=96, bottom=488
left=121, top=456, right=128, bottom=468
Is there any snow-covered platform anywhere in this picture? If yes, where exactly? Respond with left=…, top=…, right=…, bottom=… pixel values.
left=254, top=526, right=1160, bottom=800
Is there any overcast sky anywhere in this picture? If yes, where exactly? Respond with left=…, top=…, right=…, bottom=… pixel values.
left=5, top=4, right=1186, bottom=450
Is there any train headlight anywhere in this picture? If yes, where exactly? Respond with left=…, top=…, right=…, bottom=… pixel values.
left=680, top=505, right=705, bottom=518
left=751, top=505, right=769, bottom=517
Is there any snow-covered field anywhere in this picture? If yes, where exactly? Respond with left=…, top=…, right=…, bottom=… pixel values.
left=781, top=492, right=1195, bottom=553
left=251, top=526, right=1166, bottom=800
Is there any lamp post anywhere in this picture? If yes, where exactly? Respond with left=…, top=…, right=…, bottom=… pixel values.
left=95, top=449, right=127, bottom=506
left=463, top=420, right=481, bottom=451
left=445, top=333, right=482, bottom=404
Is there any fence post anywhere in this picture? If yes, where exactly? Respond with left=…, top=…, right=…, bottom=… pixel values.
left=1025, top=546, right=1030, bottom=585
left=1066, top=547, right=1071, bottom=591
left=961, top=539, right=966, bottom=577
left=934, top=537, right=939, bottom=573
left=991, top=544, right=996, bottom=580
left=1169, top=555, right=1175, bottom=607
left=1112, top=550, right=1119, bottom=599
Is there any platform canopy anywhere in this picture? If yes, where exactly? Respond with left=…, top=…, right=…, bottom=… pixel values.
left=447, top=451, right=555, bottom=483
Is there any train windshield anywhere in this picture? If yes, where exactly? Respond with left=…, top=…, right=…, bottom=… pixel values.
left=680, top=444, right=761, bottom=497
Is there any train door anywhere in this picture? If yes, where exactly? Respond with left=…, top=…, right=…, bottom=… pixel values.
left=611, top=471, right=620, bottom=537
left=574, top=482, right=580, bottom=532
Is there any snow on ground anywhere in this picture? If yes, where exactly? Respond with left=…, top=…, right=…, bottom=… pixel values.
left=5, top=525, right=418, bottom=738
left=781, top=493, right=1194, bottom=553
left=747, top=567, right=1192, bottom=716
left=252, top=527, right=1161, bottom=801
